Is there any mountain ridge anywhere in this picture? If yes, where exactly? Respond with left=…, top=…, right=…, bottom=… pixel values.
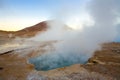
left=0, top=21, right=48, bottom=38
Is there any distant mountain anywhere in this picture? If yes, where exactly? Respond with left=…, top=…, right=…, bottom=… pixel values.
left=15, top=21, right=48, bottom=37
left=0, top=21, right=48, bottom=38
left=0, top=20, right=72, bottom=38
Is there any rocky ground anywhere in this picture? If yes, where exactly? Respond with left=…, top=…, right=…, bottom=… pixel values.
left=83, top=43, right=120, bottom=80
left=0, top=21, right=120, bottom=80
left=0, top=40, right=120, bottom=80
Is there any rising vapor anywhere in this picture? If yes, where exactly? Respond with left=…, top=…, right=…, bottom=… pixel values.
left=29, top=0, right=120, bottom=70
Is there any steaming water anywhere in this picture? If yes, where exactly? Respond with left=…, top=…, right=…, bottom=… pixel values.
left=29, top=52, right=88, bottom=71
left=1, top=0, right=119, bottom=72
left=28, top=0, right=120, bottom=71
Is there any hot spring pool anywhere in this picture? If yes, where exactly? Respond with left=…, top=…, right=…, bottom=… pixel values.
left=29, top=53, right=88, bottom=71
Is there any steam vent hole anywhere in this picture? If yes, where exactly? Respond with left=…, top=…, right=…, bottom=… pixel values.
left=29, top=53, right=88, bottom=71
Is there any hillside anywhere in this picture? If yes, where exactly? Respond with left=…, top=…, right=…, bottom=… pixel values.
left=0, top=21, right=48, bottom=38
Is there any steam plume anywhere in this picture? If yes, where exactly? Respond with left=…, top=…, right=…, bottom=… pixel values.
left=29, top=0, right=119, bottom=70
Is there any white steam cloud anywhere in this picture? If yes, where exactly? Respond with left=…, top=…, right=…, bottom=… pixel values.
left=29, top=0, right=120, bottom=70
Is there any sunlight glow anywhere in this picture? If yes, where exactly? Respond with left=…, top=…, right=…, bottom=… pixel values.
left=0, top=17, right=48, bottom=31
left=0, top=13, right=94, bottom=31
left=66, top=13, right=94, bottom=30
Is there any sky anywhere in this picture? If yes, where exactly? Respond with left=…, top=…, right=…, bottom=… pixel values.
left=0, top=0, right=86, bottom=31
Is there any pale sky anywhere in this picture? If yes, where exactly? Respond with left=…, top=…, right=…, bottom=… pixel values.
left=0, top=0, right=120, bottom=31
left=0, top=0, right=88, bottom=31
